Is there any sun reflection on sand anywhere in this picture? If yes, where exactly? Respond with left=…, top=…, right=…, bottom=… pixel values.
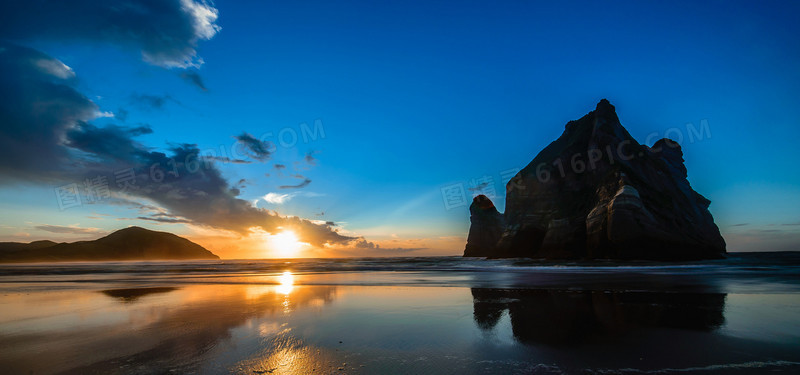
left=235, top=336, right=342, bottom=375
left=277, top=271, right=294, bottom=295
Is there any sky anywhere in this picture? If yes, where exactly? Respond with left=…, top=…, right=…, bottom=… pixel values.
left=1, top=0, right=799, bottom=258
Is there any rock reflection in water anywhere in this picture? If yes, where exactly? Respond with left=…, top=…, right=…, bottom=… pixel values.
left=472, top=288, right=726, bottom=345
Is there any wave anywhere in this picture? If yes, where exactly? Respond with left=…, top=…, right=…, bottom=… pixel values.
left=1, top=252, right=798, bottom=292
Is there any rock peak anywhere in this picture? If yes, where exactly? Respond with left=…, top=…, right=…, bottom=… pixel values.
left=594, top=98, right=617, bottom=119
left=472, top=194, right=496, bottom=210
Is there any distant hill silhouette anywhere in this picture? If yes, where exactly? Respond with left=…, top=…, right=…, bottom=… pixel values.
left=0, top=226, right=219, bottom=262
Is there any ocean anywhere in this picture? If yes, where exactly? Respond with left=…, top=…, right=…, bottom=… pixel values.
left=1, top=252, right=799, bottom=374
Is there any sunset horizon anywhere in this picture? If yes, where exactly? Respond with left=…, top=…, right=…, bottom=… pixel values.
left=2, top=1, right=800, bottom=374
left=2, top=1, right=799, bottom=260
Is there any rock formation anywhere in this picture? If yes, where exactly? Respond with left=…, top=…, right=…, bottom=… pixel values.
left=464, top=99, right=726, bottom=260
left=0, top=226, right=219, bottom=262
left=464, top=195, right=505, bottom=257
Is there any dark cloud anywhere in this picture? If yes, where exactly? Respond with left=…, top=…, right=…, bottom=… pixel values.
left=352, top=238, right=378, bottom=249
left=0, top=0, right=220, bottom=68
left=136, top=216, right=193, bottom=224
left=180, top=71, right=208, bottom=91
left=115, top=108, right=129, bottom=122
left=279, top=179, right=312, bottom=189
left=0, top=43, right=357, bottom=248
left=130, top=94, right=170, bottom=110
left=66, top=122, right=152, bottom=161
left=102, top=197, right=163, bottom=214
left=35, top=224, right=104, bottom=235
left=0, top=42, right=97, bottom=181
left=206, top=156, right=252, bottom=164
left=305, top=150, right=319, bottom=165
left=235, top=133, right=273, bottom=161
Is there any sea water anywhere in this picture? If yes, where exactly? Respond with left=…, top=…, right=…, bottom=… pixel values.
left=1, top=253, right=799, bottom=374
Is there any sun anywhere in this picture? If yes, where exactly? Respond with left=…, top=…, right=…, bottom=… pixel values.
left=269, top=230, right=305, bottom=258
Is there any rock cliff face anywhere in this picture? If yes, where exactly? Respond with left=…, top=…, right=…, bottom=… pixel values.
left=464, top=99, right=725, bottom=260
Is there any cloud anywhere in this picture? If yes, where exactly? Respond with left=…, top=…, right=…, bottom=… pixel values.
left=279, top=179, right=312, bottom=189
left=352, top=238, right=377, bottom=248
left=261, top=191, right=323, bottom=205
left=0, top=0, right=220, bottom=68
left=180, top=71, right=208, bottom=91
left=35, top=224, right=105, bottom=235
left=320, top=245, right=427, bottom=257
left=468, top=182, right=490, bottom=192
left=263, top=193, right=292, bottom=205
left=206, top=156, right=252, bottom=164
left=235, top=133, right=274, bottom=161
left=305, top=150, right=319, bottom=165
left=115, top=108, right=129, bottom=122
left=65, top=122, right=153, bottom=161
left=274, top=164, right=286, bottom=170
left=136, top=216, right=193, bottom=224
left=131, top=94, right=170, bottom=110
left=0, top=42, right=98, bottom=181
left=0, top=43, right=358, bottom=248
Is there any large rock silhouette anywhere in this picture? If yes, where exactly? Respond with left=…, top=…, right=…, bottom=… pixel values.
left=464, top=100, right=725, bottom=260
left=464, top=195, right=505, bottom=257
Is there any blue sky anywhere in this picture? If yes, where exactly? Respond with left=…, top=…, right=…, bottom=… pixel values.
left=1, top=0, right=799, bottom=256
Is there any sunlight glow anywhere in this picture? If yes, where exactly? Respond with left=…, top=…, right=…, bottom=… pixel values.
left=269, top=230, right=306, bottom=258
left=277, top=271, right=294, bottom=295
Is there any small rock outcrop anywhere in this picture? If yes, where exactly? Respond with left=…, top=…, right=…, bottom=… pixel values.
left=464, top=195, right=505, bottom=257
left=464, top=99, right=726, bottom=260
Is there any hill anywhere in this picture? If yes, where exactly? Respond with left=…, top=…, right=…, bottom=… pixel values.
left=0, top=227, right=219, bottom=262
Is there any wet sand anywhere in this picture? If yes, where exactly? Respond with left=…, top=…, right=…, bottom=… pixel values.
left=1, top=257, right=799, bottom=374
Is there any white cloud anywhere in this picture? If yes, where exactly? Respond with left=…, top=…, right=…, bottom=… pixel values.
left=181, top=0, right=221, bottom=40
left=260, top=191, right=325, bottom=205
left=263, top=192, right=293, bottom=204
left=34, top=58, right=75, bottom=79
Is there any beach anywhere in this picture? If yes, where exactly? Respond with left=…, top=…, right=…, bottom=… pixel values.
left=1, top=253, right=800, bottom=374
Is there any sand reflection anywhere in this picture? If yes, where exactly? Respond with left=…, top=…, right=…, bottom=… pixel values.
left=0, top=278, right=338, bottom=374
